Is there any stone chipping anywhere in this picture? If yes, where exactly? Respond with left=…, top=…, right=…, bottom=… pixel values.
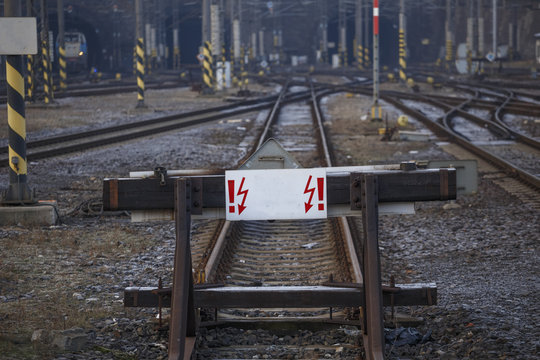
left=0, top=85, right=538, bottom=359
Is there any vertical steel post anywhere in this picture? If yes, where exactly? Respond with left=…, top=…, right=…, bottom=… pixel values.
left=477, top=0, right=484, bottom=56
left=356, top=0, right=363, bottom=70
left=168, top=178, right=196, bottom=360
left=445, top=0, right=453, bottom=70
left=26, top=0, right=35, bottom=101
left=338, top=0, right=347, bottom=67
left=363, top=0, right=370, bottom=67
left=40, top=0, right=53, bottom=104
left=3, top=0, right=34, bottom=204
left=202, top=0, right=210, bottom=44
left=467, top=1, right=474, bottom=74
left=361, top=174, right=384, bottom=360
left=210, top=1, right=221, bottom=89
left=371, top=0, right=381, bottom=121
left=399, top=0, right=407, bottom=83
left=57, top=0, right=66, bottom=90
left=319, top=0, right=328, bottom=64
left=492, top=0, right=497, bottom=59
left=172, top=0, right=180, bottom=70
left=202, top=41, right=214, bottom=94
left=135, top=0, right=145, bottom=107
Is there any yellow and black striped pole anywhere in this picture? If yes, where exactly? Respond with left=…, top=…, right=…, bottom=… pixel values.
left=364, top=46, right=370, bottom=67
left=26, top=55, right=34, bottom=101
left=358, top=44, right=364, bottom=70
left=41, top=40, right=52, bottom=104
left=4, top=55, right=33, bottom=203
left=399, top=28, right=407, bottom=83
left=58, top=45, right=67, bottom=90
left=202, top=41, right=214, bottom=94
left=136, top=37, right=145, bottom=107
left=445, top=39, right=453, bottom=70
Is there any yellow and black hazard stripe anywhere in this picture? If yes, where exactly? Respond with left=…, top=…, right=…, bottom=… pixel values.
left=445, top=39, right=453, bottom=69
left=26, top=55, right=34, bottom=101
left=202, top=41, right=214, bottom=93
left=358, top=44, right=364, bottom=70
left=399, top=29, right=407, bottom=82
left=7, top=56, right=28, bottom=184
left=364, top=46, right=370, bottom=67
left=136, top=37, right=145, bottom=106
left=41, top=40, right=52, bottom=104
left=59, top=45, right=67, bottom=90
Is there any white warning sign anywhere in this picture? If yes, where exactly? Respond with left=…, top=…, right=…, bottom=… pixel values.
left=225, top=168, right=327, bottom=221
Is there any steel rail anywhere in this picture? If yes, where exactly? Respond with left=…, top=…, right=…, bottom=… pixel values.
left=493, top=90, right=540, bottom=151
left=0, top=87, right=320, bottom=167
left=0, top=78, right=188, bottom=105
left=378, top=93, right=540, bottom=191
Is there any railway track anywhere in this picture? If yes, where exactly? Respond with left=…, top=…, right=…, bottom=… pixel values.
left=357, top=85, right=540, bottom=209
left=104, top=74, right=455, bottom=359
left=0, top=76, right=188, bottom=104
left=0, top=85, right=320, bottom=168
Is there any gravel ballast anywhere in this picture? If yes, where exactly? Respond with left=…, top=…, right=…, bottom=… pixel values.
left=0, top=85, right=538, bottom=359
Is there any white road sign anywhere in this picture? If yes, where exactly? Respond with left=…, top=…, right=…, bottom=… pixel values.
left=0, top=18, right=38, bottom=55
left=225, top=168, right=327, bottom=221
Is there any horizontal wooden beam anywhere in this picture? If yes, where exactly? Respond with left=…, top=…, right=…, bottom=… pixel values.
left=103, top=169, right=456, bottom=211
left=123, top=284, right=437, bottom=308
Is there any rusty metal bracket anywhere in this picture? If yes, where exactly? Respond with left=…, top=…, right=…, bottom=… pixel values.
left=350, top=175, right=362, bottom=211
left=154, top=166, right=168, bottom=186
left=190, top=177, right=203, bottom=215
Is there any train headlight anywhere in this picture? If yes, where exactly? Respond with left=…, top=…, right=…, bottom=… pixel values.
left=79, top=51, right=84, bottom=56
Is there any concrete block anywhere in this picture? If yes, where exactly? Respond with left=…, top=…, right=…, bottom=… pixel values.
left=0, top=203, right=57, bottom=226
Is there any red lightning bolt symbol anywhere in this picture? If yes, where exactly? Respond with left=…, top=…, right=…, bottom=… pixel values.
left=237, top=177, right=248, bottom=214
left=304, top=175, right=315, bottom=213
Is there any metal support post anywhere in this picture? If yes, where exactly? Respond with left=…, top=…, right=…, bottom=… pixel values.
left=339, top=0, right=347, bottom=67
left=319, top=0, right=328, bottom=64
left=26, top=0, right=35, bottom=101
left=445, top=0, right=453, bottom=71
left=202, top=41, right=215, bottom=94
left=136, top=38, right=145, bottom=107
left=57, top=0, right=66, bottom=91
left=399, top=0, right=407, bottom=83
left=477, top=0, right=484, bottom=56
left=361, top=174, right=384, bottom=360
left=26, top=55, right=34, bottom=101
left=168, top=178, right=197, bottom=360
left=40, top=0, right=53, bottom=104
left=356, top=0, right=363, bottom=70
left=363, top=0, right=370, bottom=67
left=202, top=0, right=211, bottom=44
left=3, top=0, right=34, bottom=204
left=492, top=0, right=497, bottom=59
left=371, top=0, right=381, bottom=121
left=172, top=0, right=180, bottom=70
left=135, top=0, right=145, bottom=107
